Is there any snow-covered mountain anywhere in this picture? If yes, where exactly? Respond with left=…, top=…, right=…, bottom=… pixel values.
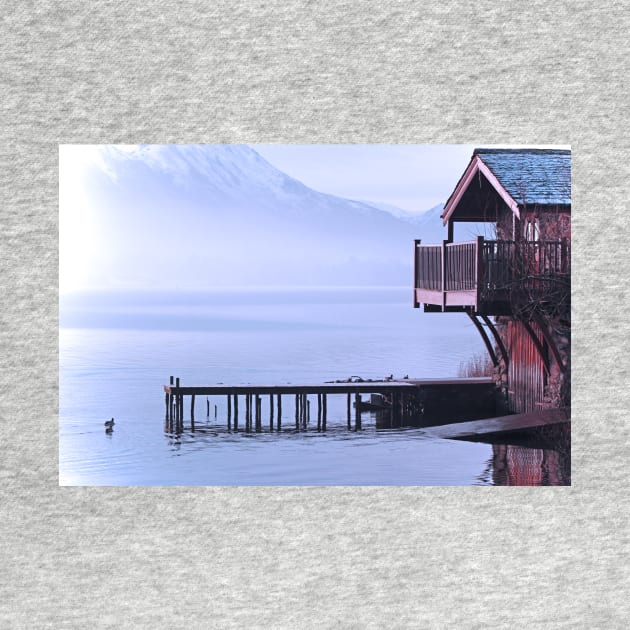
left=62, top=145, right=449, bottom=289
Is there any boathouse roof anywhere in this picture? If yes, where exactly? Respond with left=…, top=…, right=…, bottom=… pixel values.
left=442, top=148, right=571, bottom=224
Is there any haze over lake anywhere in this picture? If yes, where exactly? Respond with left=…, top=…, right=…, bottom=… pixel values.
left=59, top=145, right=569, bottom=486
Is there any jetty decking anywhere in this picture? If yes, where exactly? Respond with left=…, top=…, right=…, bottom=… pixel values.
left=162, top=376, right=494, bottom=434
left=424, top=407, right=570, bottom=443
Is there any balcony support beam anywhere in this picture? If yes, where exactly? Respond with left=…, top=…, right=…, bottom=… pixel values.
left=466, top=312, right=498, bottom=367
left=531, top=312, right=567, bottom=373
left=519, top=318, right=551, bottom=375
left=480, top=315, right=509, bottom=368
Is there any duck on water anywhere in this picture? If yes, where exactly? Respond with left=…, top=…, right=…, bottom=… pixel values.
left=104, top=418, right=115, bottom=432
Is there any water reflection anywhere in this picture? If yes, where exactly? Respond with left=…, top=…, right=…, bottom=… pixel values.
left=490, top=443, right=570, bottom=486
left=163, top=406, right=571, bottom=486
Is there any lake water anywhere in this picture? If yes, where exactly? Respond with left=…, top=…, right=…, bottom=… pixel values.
left=59, top=287, right=570, bottom=485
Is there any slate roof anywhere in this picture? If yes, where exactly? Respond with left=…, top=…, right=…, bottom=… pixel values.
left=473, top=148, right=571, bottom=206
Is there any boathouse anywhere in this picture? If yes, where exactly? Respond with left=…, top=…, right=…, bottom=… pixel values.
left=414, top=148, right=571, bottom=414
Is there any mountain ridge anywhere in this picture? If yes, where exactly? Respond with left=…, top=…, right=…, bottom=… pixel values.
left=63, top=145, right=448, bottom=290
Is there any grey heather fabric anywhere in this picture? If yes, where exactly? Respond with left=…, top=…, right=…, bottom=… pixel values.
left=1, top=1, right=628, bottom=628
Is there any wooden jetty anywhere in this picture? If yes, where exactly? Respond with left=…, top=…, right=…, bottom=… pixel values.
left=162, top=376, right=495, bottom=434
left=423, top=407, right=570, bottom=444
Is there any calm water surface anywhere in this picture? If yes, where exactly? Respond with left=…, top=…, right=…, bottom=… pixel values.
left=59, top=288, right=569, bottom=485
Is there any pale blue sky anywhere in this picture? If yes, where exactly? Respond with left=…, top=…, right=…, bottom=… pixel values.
left=252, top=144, right=475, bottom=213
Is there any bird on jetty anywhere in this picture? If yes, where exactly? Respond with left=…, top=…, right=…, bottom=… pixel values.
left=104, top=418, right=115, bottom=431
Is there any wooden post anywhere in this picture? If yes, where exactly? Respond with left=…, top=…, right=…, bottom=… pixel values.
left=206, top=397, right=210, bottom=417
left=169, top=376, right=174, bottom=431
left=475, top=235, right=484, bottom=311
left=299, top=394, right=303, bottom=427
left=561, top=236, right=568, bottom=273
left=227, top=394, right=232, bottom=431
left=277, top=394, right=282, bottom=431
left=347, top=393, right=351, bottom=429
left=256, top=395, right=261, bottom=432
left=295, top=394, right=300, bottom=429
left=175, top=378, right=181, bottom=432
left=317, top=393, right=322, bottom=431
left=355, top=393, right=361, bottom=430
left=441, top=239, right=447, bottom=312
left=306, top=397, right=311, bottom=427
left=270, top=394, right=274, bottom=431
left=234, top=395, right=238, bottom=431
left=191, top=394, right=195, bottom=432
left=322, top=394, right=327, bottom=431
left=245, top=394, right=250, bottom=432
left=413, top=239, right=421, bottom=308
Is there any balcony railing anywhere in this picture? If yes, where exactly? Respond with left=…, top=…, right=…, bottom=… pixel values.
left=414, top=237, right=570, bottom=313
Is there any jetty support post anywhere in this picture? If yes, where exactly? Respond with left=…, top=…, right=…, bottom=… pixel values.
left=190, top=394, right=195, bottom=432
left=233, top=395, right=238, bottom=431
left=270, top=394, right=274, bottom=431
left=295, top=394, right=300, bottom=430
left=175, top=377, right=181, bottom=432
left=256, top=395, right=261, bottom=432
left=227, top=394, right=232, bottom=431
left=168, top=376, right=174, bottom=432
left=322, top=393, right=327, bottom=431
left=317, top=393, right=322, bottom=431
left=355, top=393, right=361, bottom=431
left=346, top=393, right=351, bottom=429
left=206, top=397, right=209, bottom=418
left=277, top=394, right=282, bottom=431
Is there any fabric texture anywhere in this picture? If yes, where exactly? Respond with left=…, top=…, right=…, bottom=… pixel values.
left=1, top=1, right=628, bottom=627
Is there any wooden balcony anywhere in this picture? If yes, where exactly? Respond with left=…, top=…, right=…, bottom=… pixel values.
left=414, top=237, right=570, bottom=315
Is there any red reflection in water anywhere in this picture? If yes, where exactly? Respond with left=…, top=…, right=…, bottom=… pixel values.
left=492, top=444, right=570, bottom=486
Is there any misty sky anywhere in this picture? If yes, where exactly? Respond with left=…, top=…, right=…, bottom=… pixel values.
left=59, top=144, right=568, bottom=293
left=253, top=144, right=474, bottom=213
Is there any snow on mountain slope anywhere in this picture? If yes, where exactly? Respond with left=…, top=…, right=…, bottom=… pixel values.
left=63, top=145, right=431, bottom=289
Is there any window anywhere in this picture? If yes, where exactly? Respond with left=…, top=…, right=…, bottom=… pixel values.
left=524, top=218, right=540, bottom=242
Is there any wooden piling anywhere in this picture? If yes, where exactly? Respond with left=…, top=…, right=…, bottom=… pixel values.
left=295, top=394, right=300, bottom=429
left=227, top=394, right=232, bottom=431
left=206, top=397, right=210, bottom=417
left=245, top=394, right=249, bottom=431
left=270, top=394, right=274, bottom=431
left=355, top=393, right=361, bottom=430
left=277, top=394, right=282, bottom=431
left=347, top=393, right=351, bottom=429
left=317, top=393, right=322, bottom=431
left=175, top=378, right=181, bottom=432
left=233, top=395, right=238, bottom=431
left=256, top=395, right=261, bottom=432
left=191, top=394, right=195, bottom=432
left=169, top=376, right=174, bottom=431
left=322, top=393, right=327, bottom=431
